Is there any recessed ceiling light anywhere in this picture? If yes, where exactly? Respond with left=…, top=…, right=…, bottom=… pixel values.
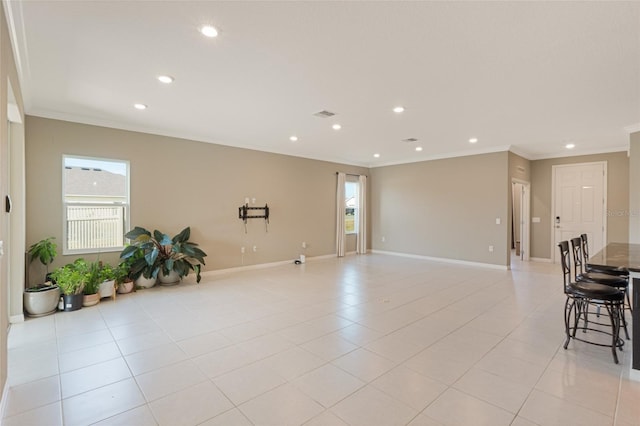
left=134, top=103, right=147, bottom=110
left=393, top=106, right=405, bottom=113
left=566, top=143, right=575, bottom=149
left=469, top=137, right=478, bottom=143
left=415, top=146, right=423, bottom=152
left=290, top=136, right=298, bottom=142
left=200, top=25, right=219, bottom=38
left=373, top=153, right=380, bottom=158
left=332, top=124, right=342, bottom=130
left=158, top=75, right=174, bottom=84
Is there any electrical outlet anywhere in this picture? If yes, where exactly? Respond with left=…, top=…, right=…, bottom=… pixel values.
left=253, top=245, right=257, bottom=252
left=488, top=245, right=494, bottom=252
left=240, top=246, right=245, bottom=254
left=302, top=242, right=307, bottom=249
left=381, top=236, right=386, bottom=243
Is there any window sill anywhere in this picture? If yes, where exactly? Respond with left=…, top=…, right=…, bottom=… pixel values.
left=62, top=247, right=124, bottom=256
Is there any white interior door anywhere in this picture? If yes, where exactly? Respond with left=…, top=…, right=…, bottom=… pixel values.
left=552, top=162, right=606, bottom=262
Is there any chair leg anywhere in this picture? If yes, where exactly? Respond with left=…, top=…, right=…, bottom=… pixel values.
left=579, top=300, right=588, bottom=335
left=564, top=297, right=574, bottom=349
left=606, top=303, right=620, bottom=364
left=625, top=288, right=633, bottom=313
left=620, top=303, right=630, bottom=340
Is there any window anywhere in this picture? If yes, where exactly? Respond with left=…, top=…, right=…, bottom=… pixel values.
left=345, top=181, right=358, bottom=234
left=62, top=155, right=129, bottom=254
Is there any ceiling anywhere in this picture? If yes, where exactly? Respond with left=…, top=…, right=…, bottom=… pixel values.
left=5, top=1, right=640, bottom=167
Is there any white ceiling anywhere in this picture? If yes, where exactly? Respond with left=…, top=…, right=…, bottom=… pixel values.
left=5, top=1, right=640, bottom=167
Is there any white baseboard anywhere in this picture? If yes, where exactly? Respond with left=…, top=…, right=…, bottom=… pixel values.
left=9, top=314, right=24, bottom=324
left=371, top=249, right=508, bottom=270
left=629, top=368, right=640, bottom=383
left=200, top=253, right=340, bottom=277
left=530, top=257, right=552, bottom=263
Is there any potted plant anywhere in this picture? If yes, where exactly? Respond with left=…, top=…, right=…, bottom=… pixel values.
left=51, top=261, right=86, bottom=312
left=98, top=262, right=117, bottom=299
left=121, top=245, right=156, bottom=289
left=82, top=260, right=101, bottom=307
left=120, top=226, right=207, bottom=285
left=24, top=237, right=60, bottom=317
left=114, top=261, right=135, bottom=294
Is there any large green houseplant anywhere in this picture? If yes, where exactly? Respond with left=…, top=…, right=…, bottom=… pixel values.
left=120, top=226, right=207, bottom=283
left=24, top=237, right=60, bottom=317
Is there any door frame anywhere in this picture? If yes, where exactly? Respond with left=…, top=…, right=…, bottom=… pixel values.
left=550, top=161, right=607, bottom=263
left=511, top=179, right=531, bottom=262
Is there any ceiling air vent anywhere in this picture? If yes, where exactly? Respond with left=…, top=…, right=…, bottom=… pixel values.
left=313, top=110, right=336, bottom=118
left=401, top=138, right=419, bottom=143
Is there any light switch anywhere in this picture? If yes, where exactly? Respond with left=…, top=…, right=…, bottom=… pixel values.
left=495, top=218, right=501, bottom=225
left=532, top=217, right=541, bottom=223
left=0, top=240, right=4, bottom=256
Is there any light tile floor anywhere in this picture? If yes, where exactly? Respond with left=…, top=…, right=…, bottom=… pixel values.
left=3, top=254, right=639, bottom=425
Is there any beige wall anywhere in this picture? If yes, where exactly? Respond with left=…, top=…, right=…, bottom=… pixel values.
left=530, top=151, right=629, bottom=259
left=25, top=116, right=368, bottom=272
left=370, top=152, right=509, bottom=266
left=1, top=2, right=26, bottom=407
left=629, top=132, right=640, bottom=243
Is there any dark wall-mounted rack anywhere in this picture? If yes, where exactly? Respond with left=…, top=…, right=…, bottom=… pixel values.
left=238, top=203, right=269, bottom=232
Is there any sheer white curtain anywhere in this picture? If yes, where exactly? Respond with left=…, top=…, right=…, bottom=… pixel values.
left=356, top=175, right=367, bottom=254
left=336, top=172, right=346, bottom=257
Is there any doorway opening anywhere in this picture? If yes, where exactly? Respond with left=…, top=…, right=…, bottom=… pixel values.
left=511, top=179, right=530, bottom=267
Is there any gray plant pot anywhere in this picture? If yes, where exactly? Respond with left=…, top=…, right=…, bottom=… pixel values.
left=62, top=294, right=83, bottom=312
left=24, top=285, right=60, bottom=317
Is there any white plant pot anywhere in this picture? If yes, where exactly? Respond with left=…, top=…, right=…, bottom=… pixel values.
left=99, top=280, right=115, bottom=298
left=158, top=269, right=180, bottom=285
left=24, top=286, right=60, bottom=317
left=117, top=280, right=134, bottom=294
left=135, top=275, right=156, bottom=289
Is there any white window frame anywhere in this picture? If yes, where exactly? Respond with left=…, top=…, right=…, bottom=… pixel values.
left=62, top=155, right=130, bottom=255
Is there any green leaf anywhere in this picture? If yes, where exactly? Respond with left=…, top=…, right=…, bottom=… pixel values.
left=120, top=245, right=139, bottom=259
left=165, top=258, right=174, bottom=272
left=124, top=227, right=151, bottom=240
left=145, top=247, right=159, bottom=266
left=173, top=227, right=191, bottom=244
left=194, top=264, right=202, bottom=283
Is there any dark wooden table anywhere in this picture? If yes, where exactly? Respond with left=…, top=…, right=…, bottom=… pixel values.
left=587, top=242, right=640, bottom=370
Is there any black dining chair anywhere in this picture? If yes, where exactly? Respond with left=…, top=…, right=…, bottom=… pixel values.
left=581, top=233, right=632, bottom=313
left=570, top=237, right=630, bottom=340
left=559, top=241, right=625, bottom=364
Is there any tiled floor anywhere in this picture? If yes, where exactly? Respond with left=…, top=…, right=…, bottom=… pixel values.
left=3, top=254, right=639, bottom=425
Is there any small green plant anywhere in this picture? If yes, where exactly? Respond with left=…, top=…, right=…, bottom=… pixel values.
left=83, top=261, right=102, bottom=295
left=27, top=237, right=57, bottom=282
left=113, top=262, right=131, bottom=284
left=99, top=263, right=116, bottom=282
left=51, top=263, right=85, bottom=296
